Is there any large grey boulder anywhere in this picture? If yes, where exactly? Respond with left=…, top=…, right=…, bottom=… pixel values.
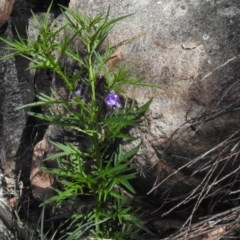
left=69, top=0, right=240, bottom=192
left=69, top=0, right=240, bottom=126
left=66, top=2, right=240, bottom=236
left=0, top=1, right=34, bottom=236
left=0, top=0, right=34, bottom=178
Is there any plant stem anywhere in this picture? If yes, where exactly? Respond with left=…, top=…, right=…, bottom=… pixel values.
left=87, top=45, right=102, bottom=170
left=88, top=45, right=96, bottom=104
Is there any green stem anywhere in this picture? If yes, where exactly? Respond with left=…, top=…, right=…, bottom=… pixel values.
left=87, top=46, right=102, bottom=170
left=87, top=45, right=96, bottom=104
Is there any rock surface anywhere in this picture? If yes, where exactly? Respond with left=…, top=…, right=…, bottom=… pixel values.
left=69, top=0, right=240, bottom=194
left=0, top=0, right=14, bottom=29
left=0, top=1, right=33, bottom=235
left=0, top=0, right=34, bottom=180
left=66, top=3, right=240, bottom=237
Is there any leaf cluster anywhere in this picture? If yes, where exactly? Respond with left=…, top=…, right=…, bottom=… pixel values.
left=0, top=4, right=152, bottom=239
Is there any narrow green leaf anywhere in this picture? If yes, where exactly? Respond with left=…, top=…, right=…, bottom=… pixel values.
left=135, top=98, right=153, bottom=115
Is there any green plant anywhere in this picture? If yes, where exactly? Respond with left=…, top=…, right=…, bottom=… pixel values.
left=0, top=4, right=152, bottom=239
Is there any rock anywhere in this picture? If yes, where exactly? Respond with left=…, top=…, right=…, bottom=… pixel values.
left=0, top=1, right=34, bottom=232
left=68, top=0, right=240, bottom=196
left=30, top=138, right=54, bottom=201
left=0, top=0, right=34, bottom=176
left=0, top=0, right=14, bottom=28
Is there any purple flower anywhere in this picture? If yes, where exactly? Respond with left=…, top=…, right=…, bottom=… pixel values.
left=105, top=90, right=121, bottom=109
left=76, top=89, right=81, bottom=96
